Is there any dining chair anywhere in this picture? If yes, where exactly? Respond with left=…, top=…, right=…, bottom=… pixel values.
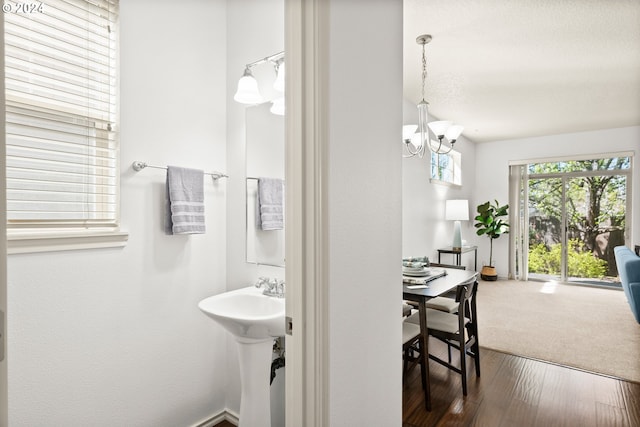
left=402, top=302, right=414, bottom=317
left=407, top=279, right=480, bottom=396
left=402, top=319, right=425, bottom=389
left=425, top=295, right=459, bottom=313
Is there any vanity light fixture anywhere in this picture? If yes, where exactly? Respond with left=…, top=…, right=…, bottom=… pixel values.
left=233, top=67, right=263, bottom=104
left=270, top=97, right=285, bottom=116
left=234, top=51, right=285, bottom=116
left=403, top=35, right=464, bottom=158
left=273, top=60, right=285, bottom=93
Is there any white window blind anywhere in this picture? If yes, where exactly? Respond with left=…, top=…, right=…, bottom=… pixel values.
left=5, top=0, right=119, bottom=229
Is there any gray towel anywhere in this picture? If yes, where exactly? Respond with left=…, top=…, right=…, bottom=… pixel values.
left=258, top=177, right=284, bottom=230
left=166, top=166, right=205, bottom=234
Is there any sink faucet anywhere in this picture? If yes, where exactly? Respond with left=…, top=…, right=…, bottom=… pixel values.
left=255, top=277, right=285, bottom=298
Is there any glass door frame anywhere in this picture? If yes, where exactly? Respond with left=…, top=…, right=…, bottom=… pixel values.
left=511, top=151, right=634, bottom=284
left=529, top=169, right=631, bottom=282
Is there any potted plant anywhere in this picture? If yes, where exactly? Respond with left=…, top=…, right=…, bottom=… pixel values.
left=474, top=200, right=509, bottom=281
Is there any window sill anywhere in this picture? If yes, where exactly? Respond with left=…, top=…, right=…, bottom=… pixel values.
left=7, top=230, right=129, bottom=254
left=429, top=178, right=462, bottom=188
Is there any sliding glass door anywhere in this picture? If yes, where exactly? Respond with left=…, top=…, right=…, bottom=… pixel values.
left=528, top=177, right=563, bottom=280
left=525, top=156, right=631, bottom=286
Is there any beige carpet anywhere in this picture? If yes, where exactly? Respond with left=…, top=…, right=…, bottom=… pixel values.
left=477, top=279, right=640, bottom=383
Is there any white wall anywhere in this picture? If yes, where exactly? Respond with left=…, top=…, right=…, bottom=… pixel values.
left=7, top=1, right=229, bottom=425
left=225, top=0, right=285, bottom=424
left=475, top=126, right=640, bottom=278
left=327, top=1, right=403, bottom=425
left=402, top=101, right=478, bottom=270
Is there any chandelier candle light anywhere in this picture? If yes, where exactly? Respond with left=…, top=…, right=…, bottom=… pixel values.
left=446, top=199, right=469, bottom=250
left=403, top=34, right=464, bottom=158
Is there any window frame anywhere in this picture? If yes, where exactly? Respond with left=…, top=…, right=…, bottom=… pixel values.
left=430, top=147, right=462, bottom=187
left=5, top=0, right=127, bottom=253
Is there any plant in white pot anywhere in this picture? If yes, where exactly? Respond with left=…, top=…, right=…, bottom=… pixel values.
left=474, top=200, right=509, bottom=281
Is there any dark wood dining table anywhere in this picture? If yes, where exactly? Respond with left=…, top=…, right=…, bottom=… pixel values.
left=402, top=267, right=478, bottom=410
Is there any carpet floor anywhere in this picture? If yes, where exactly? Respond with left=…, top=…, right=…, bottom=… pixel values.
left=477, top=279, right=640, bottom=383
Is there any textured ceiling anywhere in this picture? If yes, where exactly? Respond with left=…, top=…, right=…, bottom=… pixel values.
left=403, top=0, right=640, bottom=143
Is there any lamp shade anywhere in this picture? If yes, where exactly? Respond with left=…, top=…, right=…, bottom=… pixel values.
left=233, top=69, right=263, bottom=104
left=428, top=120, right=452, bottom=138
left=445, top=199, right=469, bottom=221
left=402, top=124, right=418, bottom=141
left=445, top=124, right=464, bottom=141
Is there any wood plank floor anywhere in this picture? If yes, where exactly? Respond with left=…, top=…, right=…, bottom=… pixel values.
left=403, top=341, right=640, bottom=427
left=213, top=340, right=640, bottom=427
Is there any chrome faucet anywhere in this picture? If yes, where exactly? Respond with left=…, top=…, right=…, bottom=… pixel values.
left=255, top=277, right=285, bottom=298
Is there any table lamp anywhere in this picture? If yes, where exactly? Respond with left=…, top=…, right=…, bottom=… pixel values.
left=446, top=199, right=469, bottom=250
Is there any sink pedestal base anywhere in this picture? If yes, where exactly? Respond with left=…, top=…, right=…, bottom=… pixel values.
left=236, top=337, right=274, bottom=427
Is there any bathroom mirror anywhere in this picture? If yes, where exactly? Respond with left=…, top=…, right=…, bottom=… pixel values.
left=245, top=103, right=285, bottom=267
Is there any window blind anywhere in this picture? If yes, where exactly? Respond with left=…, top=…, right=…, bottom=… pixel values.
left=5, top=0, right=119, bottom=228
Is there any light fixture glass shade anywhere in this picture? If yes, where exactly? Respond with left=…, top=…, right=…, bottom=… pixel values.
left=402, top=124, right=418, bottom=141
left=273, top=63, right=285, bottom=92
left=445, top=124, right=464, bottom=141
left=233, top=69, right=263, bottom=104
left=428, top=120, right=452, bottom=138
left=445, top=199, right=469, bottom=221
left=270, top=97, right=285, bottom=116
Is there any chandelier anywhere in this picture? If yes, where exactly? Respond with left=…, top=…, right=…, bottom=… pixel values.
left=403, top=35, right=464, bottom=158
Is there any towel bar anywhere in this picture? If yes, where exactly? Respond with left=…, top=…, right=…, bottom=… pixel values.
left=132, top=161, right=228, bottom=180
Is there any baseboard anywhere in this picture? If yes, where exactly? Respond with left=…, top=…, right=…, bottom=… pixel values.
left=191, top=409, right=239, bottom=427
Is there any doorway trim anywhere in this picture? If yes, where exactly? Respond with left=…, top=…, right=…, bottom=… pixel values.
left=284, top=1, right=330, bottom=426
left=0, top=14, right=8, bottom=427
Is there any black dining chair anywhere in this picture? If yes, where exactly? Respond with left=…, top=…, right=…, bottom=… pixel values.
left=402, top=319, right=425, bottom=389
left=407, top=279, right=480, bottom=396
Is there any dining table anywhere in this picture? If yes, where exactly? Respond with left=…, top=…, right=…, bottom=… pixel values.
left=402, top=267, right=478, bottom=410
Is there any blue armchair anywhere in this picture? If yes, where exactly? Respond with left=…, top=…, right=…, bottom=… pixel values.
left=614, top=246, right=640, bottom=324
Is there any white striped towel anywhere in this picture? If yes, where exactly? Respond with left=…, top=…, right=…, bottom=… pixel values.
left=166, top=166, right=205, bottom=235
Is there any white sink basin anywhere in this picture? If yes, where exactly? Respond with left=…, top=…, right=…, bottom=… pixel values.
left=199, top=285, right=286, bottom=427
left=198, top=286, right=285, bottom=341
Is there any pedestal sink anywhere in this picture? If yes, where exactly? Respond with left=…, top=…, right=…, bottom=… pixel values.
left=198, top=286, right=285, bottom=427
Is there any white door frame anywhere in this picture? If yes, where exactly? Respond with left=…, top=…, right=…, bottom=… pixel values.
left=1, top=15, right=8, bottom=427
left=284, top=0, right=329, bottom=426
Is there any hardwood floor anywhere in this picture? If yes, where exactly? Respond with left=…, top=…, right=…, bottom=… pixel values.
left=403, top=341, right=640, bottom=427
left=213, top=340, right=640, bottom=427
